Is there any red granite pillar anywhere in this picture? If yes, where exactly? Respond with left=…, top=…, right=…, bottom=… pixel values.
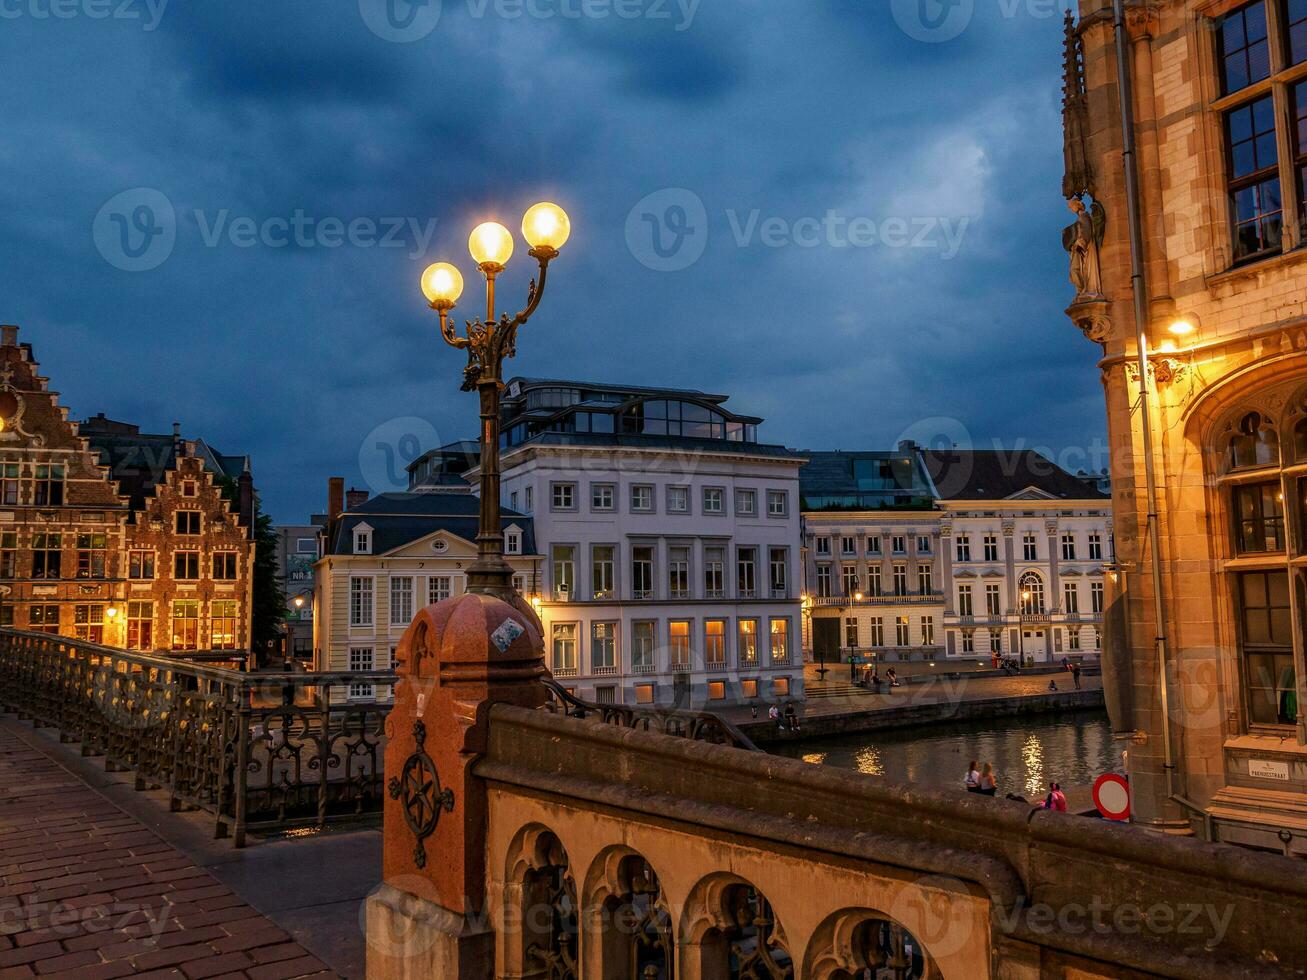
left=366, top=592, right=546, bottom=980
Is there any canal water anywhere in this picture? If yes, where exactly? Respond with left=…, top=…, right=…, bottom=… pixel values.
left=772, top=710, right=1122, bottom=801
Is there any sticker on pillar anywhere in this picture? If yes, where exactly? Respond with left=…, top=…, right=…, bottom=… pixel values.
left=491, top=618, right=525, bottom=652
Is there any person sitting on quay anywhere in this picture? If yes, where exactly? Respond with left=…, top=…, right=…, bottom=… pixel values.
left=978, top=763, right=998, bottom=797
left=886, top=666, right=900, bottom=688
left=1048, top=679, right=1059, bottom=692
left=965, top=760, right=981, bottom=793
left=1042, top=782, right=1068, bottom=812
left=783, top=702, right=801, bottom=734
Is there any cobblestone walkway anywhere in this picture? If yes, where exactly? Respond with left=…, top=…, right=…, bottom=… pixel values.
left=0, top=727, right=340, bottom=980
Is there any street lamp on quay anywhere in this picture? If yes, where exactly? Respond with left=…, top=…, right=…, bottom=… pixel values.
left=421, top=203, right=572, bottom=598
left=1019, top=588, right=1032, bottom=666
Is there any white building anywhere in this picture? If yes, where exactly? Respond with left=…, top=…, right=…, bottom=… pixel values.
left=313, top=489, right=542, bottom=699
left=485, top=378, right=806, bottom=708
left=802, top=447, right=1112, bottom=667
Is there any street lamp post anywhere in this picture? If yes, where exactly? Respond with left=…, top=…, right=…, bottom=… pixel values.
left=1019, top=588, right=1032, bottom=666
left=422, top=203, right=571, bottom=599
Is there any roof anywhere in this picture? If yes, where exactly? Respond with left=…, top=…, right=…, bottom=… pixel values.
left=79, top=417, right=250, bottom=511
left=504, top=377, right=728, bottom=405
left=326, top=493, right=538, bottom=556
left=500, top=431, right=804, bottom=460
left=922, top=450, right=1110, bottom=501
left=799, top=451, right=937, bottom=511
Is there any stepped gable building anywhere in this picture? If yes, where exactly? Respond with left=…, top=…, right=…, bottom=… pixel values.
left=0, top=325, right=255, bottom=652
left=801, top=445, right=1111, bottom=667
left=490, top=377, right=805, bottom=708
left=313, top=487, right=540, bottom=698
left=1064, top=0, right=1307, bottom=850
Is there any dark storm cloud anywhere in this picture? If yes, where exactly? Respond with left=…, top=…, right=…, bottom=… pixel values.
left=0, top=0, right=1106, bottom=520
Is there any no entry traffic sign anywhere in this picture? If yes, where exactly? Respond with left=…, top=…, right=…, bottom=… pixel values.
left=1093, top=773, right=1131, bottom=821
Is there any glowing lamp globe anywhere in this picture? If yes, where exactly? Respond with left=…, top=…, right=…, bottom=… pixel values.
left=421, top=262, right=465, bottom=307
left=469, top=222, right=514, bottom=268
left=522, top=202, right=571, bottom=251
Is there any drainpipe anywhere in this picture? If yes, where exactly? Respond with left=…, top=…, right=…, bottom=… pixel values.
left=1112, top=0, right=1186, bottom=829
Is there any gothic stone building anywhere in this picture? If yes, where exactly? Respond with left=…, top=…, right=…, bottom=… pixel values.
left=1065, top=0, right=1307, bottom=851
left=0, top=325, right=255, bottom=654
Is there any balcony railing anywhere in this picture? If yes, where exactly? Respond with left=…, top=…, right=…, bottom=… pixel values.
left=0, top=628, right=392, bottom=847
left=812, top=592, right=944, bottom=607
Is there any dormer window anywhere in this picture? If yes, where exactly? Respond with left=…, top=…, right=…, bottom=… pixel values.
left=354, top=525, right=373, bottom=555
left=505, top=527, right=522, bottom=555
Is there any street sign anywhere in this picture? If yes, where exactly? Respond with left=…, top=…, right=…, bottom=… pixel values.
left=1093, top=773, right=1131, bottom=821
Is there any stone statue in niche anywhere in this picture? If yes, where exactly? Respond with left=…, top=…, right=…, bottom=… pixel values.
left=1063, top=195, right=1106, bottom=299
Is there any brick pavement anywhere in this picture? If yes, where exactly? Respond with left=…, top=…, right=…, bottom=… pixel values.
left=0, top=727, right=340, bottom=980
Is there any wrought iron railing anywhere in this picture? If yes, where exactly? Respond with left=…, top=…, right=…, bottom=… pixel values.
left=0, top=630, right=765, bottom=844
left=541, top=676, right=759, bottom=752
left=0, top=628, right=393, bottom=847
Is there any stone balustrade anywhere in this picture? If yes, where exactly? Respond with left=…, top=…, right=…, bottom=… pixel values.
left=368, top=595, right=1307, bottom=979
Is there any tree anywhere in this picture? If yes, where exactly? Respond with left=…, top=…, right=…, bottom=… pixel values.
left=250, top=507, right=285, bottom=660
left=217, top=475, right=284, bottom=666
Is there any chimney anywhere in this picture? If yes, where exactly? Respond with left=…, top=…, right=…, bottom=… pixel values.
left=897, top=439, right=918, bottom=455
left=237, top=460, right=255, bottom=534
left=346, top=488, right=370, bottom=510
left=0, top=326, right=16, bottom=347
left=326, top=477, right=346, bottom=553
left=328, top=477, right=345, bottom=525
left=172, top=422, right=184, bottom=458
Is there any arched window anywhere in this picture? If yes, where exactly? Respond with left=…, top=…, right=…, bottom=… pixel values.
left=1019, top=572, right=1045, bottom=615
left=1212, top=398, right=1302, bottom=734
left=1229, top=411, right=1280, bottom=470
left=1293, top=415, right=1307, bottom=462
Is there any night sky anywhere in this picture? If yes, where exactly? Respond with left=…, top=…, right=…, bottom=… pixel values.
left=0, top=0, right=1108, bottom=523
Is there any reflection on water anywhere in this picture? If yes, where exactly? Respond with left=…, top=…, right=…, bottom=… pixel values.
left=776, top=711, right=1120, bottom=800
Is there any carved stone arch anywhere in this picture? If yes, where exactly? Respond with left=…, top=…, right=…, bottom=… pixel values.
left=1179, top=350, right=1307, bottom=459
left=502, top=824, right=577, bottom=980
left=581, top=845, right=675, bottom=979
left=803, top=908, right=933, bottom=980
left=679, top=872, right=793, bottom=980
left=1216, top=402, right=1283, bottom=474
